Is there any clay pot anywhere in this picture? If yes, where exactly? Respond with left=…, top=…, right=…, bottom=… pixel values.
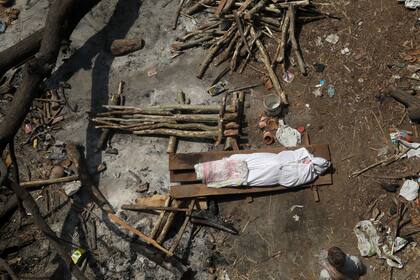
left=263, top=131, right=275, bottom=145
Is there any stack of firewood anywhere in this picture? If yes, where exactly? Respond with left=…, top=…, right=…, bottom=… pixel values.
left=92, top=95, right=241, bottom=142
left=172, top=0, right=325, bottom=107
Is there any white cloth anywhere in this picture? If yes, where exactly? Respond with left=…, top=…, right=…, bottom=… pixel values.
left=229, top=147, right=330, bottom=187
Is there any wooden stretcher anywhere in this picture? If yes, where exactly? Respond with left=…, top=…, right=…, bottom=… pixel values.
left=169, top=144, right=332, bottom=199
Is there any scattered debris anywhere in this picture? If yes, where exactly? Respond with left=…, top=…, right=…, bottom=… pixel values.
left=399, top=0, right=420, bottom=9
left=327, top=84, right=335, bottom=97
left=62, top=180, right=82, bottom=197
left=325, top=34, right=339, bottom=44
left=399, top=179, right=419, bottom=201
left=0, top=19, right=6, bottom=33
left=313, top=63, right=325, bottom=72
left=340, top=47, right=350, bottom=55
left=354, top=220, right=408, bottom=268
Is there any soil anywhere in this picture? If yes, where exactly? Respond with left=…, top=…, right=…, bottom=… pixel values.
left=0, top=0, right=419, bottom=279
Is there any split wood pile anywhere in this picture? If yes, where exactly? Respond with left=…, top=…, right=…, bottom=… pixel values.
left=171, top=0, right=326, bottom=106
left=92, top=94, right=241, bottom=143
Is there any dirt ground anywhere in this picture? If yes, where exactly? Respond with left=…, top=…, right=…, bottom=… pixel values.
left=215, top=1, right=420, bottom=279
left=0, top=0, right=419, bottom=279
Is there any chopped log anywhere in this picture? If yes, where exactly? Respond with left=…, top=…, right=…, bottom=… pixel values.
left=156, top=200, right=182, bottom=243
left=102, top=104, right=236, bottom=114
left=150, top=197, right=171, bottom=239
left=172, top=35, right=214, bottom=51
left=250, top=27, right=288, bottom=105
left=274, top=12, right=290, bottom=64
left=121, top=205, right=191, bottom=212
left=110, top=39, right=144, bottom=56
left=173, top=0, right=186, bottom=30
left=169, top=200, right=195, bottom=253
left=244, top=0, right=268, bottom=20
left=108, top=213, right=173, bottom=256
left=288, top=5, right=306, bottom=74
left=186, top=0, right=214, bottom=15
left=131, top=128, right=238, bottom=139
left=95, top=112, right=238, bottom=123
left=197, top=24, right=237, bottom=79
left=20, top=175, right=79, bottom=189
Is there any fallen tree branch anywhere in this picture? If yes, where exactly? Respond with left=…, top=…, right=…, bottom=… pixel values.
left=0, top=0, right=102, bottom=153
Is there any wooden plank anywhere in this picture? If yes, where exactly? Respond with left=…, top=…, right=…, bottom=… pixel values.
left=135, top=194, right=167, bottom=207
left=134, top=194, right=207, bottom=209
left=169, top=144, right=330, bottom=171
left=170, top=182, right=327, bottom=199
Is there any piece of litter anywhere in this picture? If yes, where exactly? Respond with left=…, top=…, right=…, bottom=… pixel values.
left=327, top=85, right=335, bottom=97
left=316, top=79, right=325, bottom=87
left=313, top=63, right=325, bottom=72
left=341, top=47, right=350, bottom=55
left=305, top=104, right=310, bottom=108
left=147, top=68, right=157, bottom=77
left=282, top=70, right=295, bottom=83
left=399, top=179, right=419, bottom=201
left=276, top=122, right=302, bottom=147
left=289, top=205, right=304, bottom=212
left=315, top=36, right=323, bottom=46
left=0, top=19, right=6, bottom=33
left=63, top=180, right=82, bottom=196
left=325, top=34, right=339, bottom=44
left=292, top=214, right=300, bottom=221
left=402, top=0, right=420, bottom=9
left=313, top=88, right=323, bottom=97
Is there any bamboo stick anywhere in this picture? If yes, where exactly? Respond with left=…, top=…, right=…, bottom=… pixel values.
left=94, top=112, right=238, bottom=123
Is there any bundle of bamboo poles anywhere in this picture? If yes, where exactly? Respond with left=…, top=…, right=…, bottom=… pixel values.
left=92, top=99, right=240, bottom=141
left=172, top=0, right=326, bottom=106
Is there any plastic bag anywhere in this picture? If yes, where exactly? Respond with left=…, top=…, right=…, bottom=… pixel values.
left=276, top=125, right=301, bottom=147
left=399, top=179, right=419, bottom=201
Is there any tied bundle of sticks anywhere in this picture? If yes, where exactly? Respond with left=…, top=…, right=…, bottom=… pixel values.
left=92, top=94, right=240, bottom=143
left=172, top=0, right=326, bottom=105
